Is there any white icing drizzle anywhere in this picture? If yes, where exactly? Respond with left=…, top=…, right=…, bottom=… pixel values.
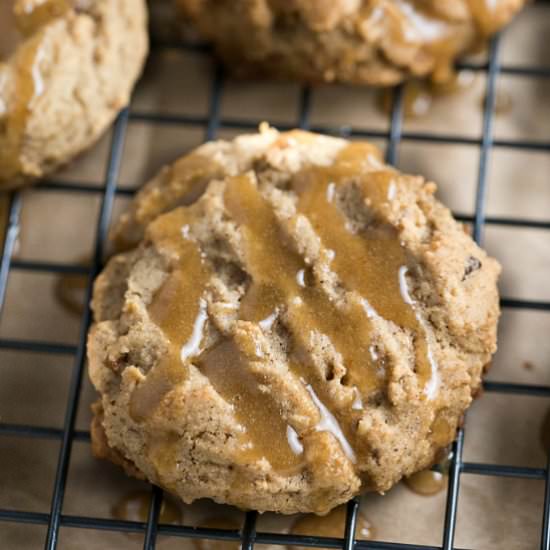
left=398, top=266, right=440, bottom=399
left=253, top=339, right=264, bottom=359
left=398, top=265, right=414, bottom=305
left=361, top=298, right=378, bottom=319
left=305, top=384, right=357, bottom=463
left=394, top=0, right=449, bottom=42
left=387, top=180, right=397, bottom=200
left=326, top=182, right=336, bottom=203
left=296, top=269, right=306, bottom=288
left=259, top=310, right=279, bottom=330
left=286, top=425, right=304, bottom=455
left=180, top=298, right=208, bottom=361
left=369, top=344, right=379, bottom=361
left=31, top=45, right=46, bottom=100
left=351, top=388, right=363, bottom=411
left=0, top=72, right=7, bottom=117
left=180, top=224, right=190, bottom=239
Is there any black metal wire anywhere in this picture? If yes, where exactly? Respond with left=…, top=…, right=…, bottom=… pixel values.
left=143, top=486, right=163, bottom=550
left=0, top=6, right=548, bottom=550
left=542, top=450, right=550, bottom=550
left=386, top=84, right=405, bottom=165
left=43, top=109, right=129, bottom=549
left=241, top=511, right=258, bottom=550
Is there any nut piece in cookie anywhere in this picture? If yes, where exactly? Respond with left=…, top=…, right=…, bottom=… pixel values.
left=89, top=128, right=500, bottom=514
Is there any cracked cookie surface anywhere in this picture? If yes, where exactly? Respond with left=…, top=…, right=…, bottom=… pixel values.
left=89, top=127, right=500, bottom=514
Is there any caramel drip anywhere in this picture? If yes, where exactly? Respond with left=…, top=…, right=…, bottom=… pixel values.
left=362, top=0, right=505, bottom=86
left=115, top=153, right=224, bottom=251
left=0, top=32, right=46, bottom=180
left=134, top=141, right=439, bottom=475
left=430, top=415, right=453, bottom=446
left=362, top=0, right=467, bottom=85
left=290, top=504, right=375, bottom=547
left=111, top=490, right=182, bottom=524
left=227, top=172, right=379, bottom=401
left=130, top=208, right=301, bottom=472
left=484, top=87, right=513, bottom=116
left=224, top=174, right=364, bottom=461
left=294, top=152, right=413, bottom=325
left=404, top=469, right=447, bottom=495
left=129, top=209, right=210, bottom=422
left=196, top=339, right=304, bottom=473
left=0, top=2, right=22, bottom=60
left=223, top=151, right=438, bottom=464
left=293, top=144, right=436, bottom=394
left=54, top=255, right=88, bottom=317
left=194, top=516, right=241, bottom=550
left=0, top=1, right=73, bottom=180
left=54, top=271, right=87, bottom=316
left=13, top=0, right=71, bottom=35
left=379, top=70, right=476, bottom=119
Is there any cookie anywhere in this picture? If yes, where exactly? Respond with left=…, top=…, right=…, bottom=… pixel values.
left=0, top=0, right=148, bottom=188
left=177, top=0, right=524, bottom=85
left=88, top=127, right=500, bottom=514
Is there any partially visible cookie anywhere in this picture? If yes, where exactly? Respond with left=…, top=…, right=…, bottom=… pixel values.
left=89, top=127, right=500, bottom=514
left=0, top=0, right=148, bottom=188
left=177, top=0, right=524, bottom=85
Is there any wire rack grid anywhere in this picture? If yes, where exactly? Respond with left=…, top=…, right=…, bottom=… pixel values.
left=1, top=3, right=550, bottom=550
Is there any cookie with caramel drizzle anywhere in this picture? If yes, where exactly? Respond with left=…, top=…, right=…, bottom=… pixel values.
left=89, top=126, right=500, bottom=514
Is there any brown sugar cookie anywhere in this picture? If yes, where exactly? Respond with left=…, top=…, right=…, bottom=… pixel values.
left=0, top=0, right=148, bottom=189
left=176, top=0, right=524, bottom=85
left=88, top=127, right=500, bottom=514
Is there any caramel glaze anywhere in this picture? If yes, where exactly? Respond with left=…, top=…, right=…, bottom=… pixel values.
left=0, top=2, right=22, bottom=60
left=196, top=340, right=305, bottom=472
left=114, top=153, right=225, bottom=252
left=111, top=490, right=182, bottom=524
left=485, top=87, right=513, bottom=116
left=293, top=144, right=435, bottom=392
left=129, top=209, right=209, bottom=423
left=0, top=1, right=73, bottom=180
left=290, top=504, right=374, bottom=547
left=222, top=143, right=438, bottom=466
left=54, top=256, right=88, bottom=317
left=379, top=70, right=477, bottom=119
left=362, top=0, right=506, bottom=86
left=130, top=142, right=441, bottom=476
left=404, top=469, right=447, bottom=496
left=54, top=271, right=87, bottom=316
left=129, top=207, right=304, bottom=473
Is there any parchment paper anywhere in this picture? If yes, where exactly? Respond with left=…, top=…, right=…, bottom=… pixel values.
left=1, top=3, right=550, bottom=549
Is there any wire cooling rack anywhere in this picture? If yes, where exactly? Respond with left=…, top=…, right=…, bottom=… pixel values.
left=1, top=3, right=550, bottom=549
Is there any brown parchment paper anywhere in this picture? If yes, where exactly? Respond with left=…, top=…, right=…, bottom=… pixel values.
left=1, top=3, right=550, bottom=549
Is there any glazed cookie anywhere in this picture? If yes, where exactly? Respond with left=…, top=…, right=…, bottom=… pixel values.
left=0, top=0, right=148, bottom=188
left=177, top=0, right=524, bottom=85
left=89, top=127, right=500, bottom=514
